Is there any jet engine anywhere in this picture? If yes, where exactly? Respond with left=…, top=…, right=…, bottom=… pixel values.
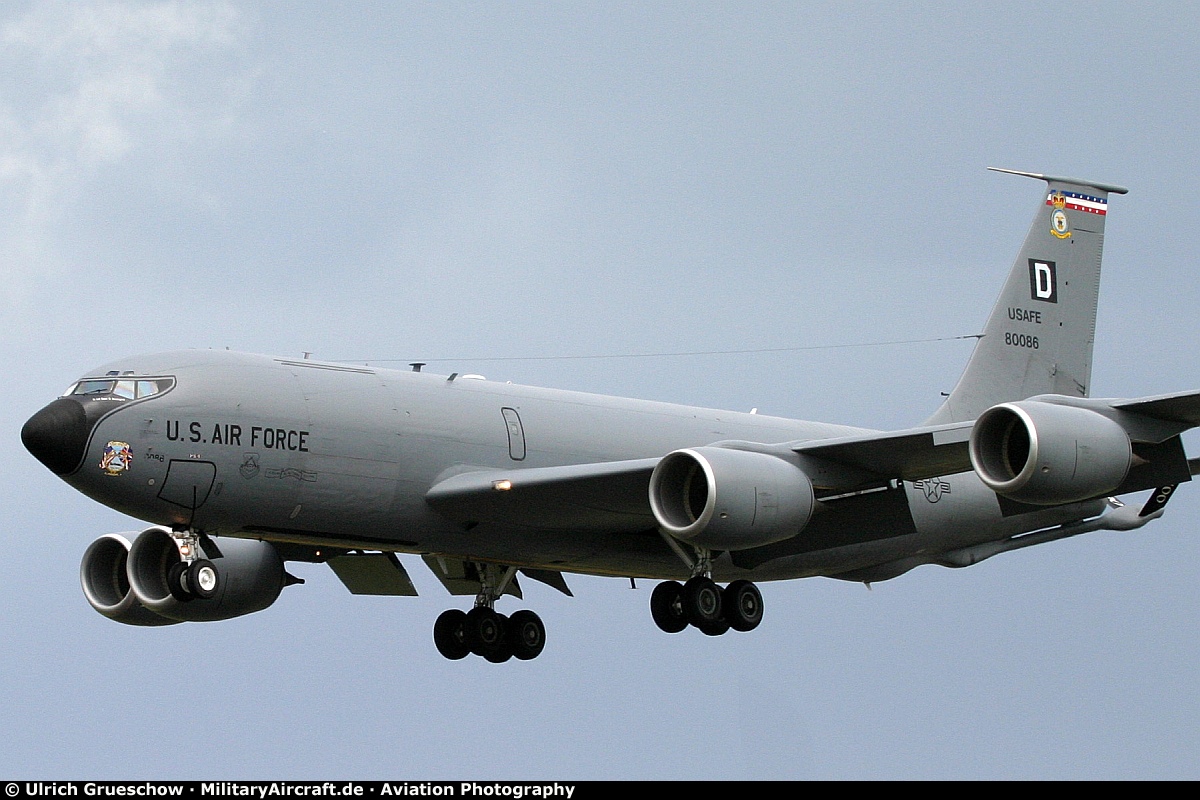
left=649, top=446, right=814, bottom=550
left=969, top=400, right=1132, bottom=505
left=80, top=533, right=182, bottom=626
left=78, top=526, right=287, bottom=625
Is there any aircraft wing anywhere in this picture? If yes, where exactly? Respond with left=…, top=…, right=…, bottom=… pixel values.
left=426, top=422, right=978, bottom=534
left=425, top=458, right=660, bottom=532
left=1112, top=389, right=1200, bottom=426
left=424, top=395, right=1200, bottom=534
left=793, top=392, right=1200, bottom=489
left=791, top=421, right=975, bottom=483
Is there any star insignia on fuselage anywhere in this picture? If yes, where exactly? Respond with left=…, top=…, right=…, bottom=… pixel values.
left=913, top=477, right=951, bottom=503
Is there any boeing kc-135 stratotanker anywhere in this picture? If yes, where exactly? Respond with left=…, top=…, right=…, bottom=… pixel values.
left=22, top=168, right=1200, bottom=662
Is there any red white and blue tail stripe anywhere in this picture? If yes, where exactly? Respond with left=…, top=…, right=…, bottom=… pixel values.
left=1047, top=190, right=1109, bottom=215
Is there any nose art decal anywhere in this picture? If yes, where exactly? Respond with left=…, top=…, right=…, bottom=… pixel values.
left=99, top=441, right=133, bottom=475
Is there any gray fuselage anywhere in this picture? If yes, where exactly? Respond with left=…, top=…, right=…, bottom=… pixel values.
left=48, top=349, right=1096, bottom=582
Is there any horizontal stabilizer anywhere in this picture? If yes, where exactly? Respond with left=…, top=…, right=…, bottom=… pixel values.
left=986, top=166, right=1129, bottom=195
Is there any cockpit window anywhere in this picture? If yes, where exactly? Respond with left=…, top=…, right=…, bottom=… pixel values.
left=67, top=377, right=174, bottom=399
left=72, top=380, right=115, bottom=396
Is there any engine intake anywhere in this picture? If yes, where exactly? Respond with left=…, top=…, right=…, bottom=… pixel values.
left=80, top=533, right=181, bottom=626
left=969, top=400, right=1132, bottom=505
left=649, top=446, right=814, bottom=550
left=126, top=527, right=286, bottom=622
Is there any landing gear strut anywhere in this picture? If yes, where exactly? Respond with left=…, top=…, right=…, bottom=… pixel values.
left=432, top=562, right=547, bottom=662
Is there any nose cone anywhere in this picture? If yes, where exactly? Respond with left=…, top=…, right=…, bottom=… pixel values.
left=22, top=398, right=91, bottom=475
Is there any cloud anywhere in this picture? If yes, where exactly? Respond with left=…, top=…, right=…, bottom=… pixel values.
left=0, top=0, right=248, bottom=307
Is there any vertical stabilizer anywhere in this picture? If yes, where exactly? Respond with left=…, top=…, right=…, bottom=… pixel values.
left=926, top=168, right=1128, bottom=425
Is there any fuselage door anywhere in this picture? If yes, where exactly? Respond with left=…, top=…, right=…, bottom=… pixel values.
left=501, top=407, right=526, bottom=461
left=158, top=459, right=217, bottom=509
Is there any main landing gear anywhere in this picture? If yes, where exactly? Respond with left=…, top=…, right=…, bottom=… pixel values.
left=650, top=577, right=763, bottom=635
left=432, top=562, right=546, bottom=663
left=649, top=540, right=764, bottom=636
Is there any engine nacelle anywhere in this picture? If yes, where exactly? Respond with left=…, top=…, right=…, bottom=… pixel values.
left=127, top=527, right=286, bottom=622
left=649, top=446, right=814, bottom=550
left=80, top=533, right=181, bottom=626
left=969, top=400, right=1132, bottom=505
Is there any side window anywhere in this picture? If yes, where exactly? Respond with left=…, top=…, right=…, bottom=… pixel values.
left=113, top=380, right=136, bottom=399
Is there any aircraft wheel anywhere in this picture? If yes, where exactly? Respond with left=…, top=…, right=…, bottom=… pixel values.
left=167, top=561, right=194, bottom=602
left=482, top=615, right=514, bottom=663
left=508, top=610, right=546, bottom=660
left=464, top=607, right=505, bottom=657
left=433, top=609, right=470, bottom=660
left=724, top=580, right=763, bottom=632
left=698, top=617, right=731, bottom=636
left=650, top=581, right=688, bottom=633
left=188, top=559, right=219, bottom=600
left=682, top=576, right=723, bottom=628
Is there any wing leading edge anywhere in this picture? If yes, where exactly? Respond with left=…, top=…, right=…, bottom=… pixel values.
left=425, top=458, right=660, bottom=532
left=1112, top=389, right=1200, bottom=427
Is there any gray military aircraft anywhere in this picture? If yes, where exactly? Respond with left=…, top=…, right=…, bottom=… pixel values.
left=21, top=168, right=1200, bottom=663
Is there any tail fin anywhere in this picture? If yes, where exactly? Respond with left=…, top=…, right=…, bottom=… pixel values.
left=926, top=168, right=1128, bottom=425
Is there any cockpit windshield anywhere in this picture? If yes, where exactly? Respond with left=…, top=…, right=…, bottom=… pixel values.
left=65, top=376, right=175, bottom=400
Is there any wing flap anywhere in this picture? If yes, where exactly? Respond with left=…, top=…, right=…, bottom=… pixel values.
left=421, top=555, right=523, bottom=598
left=519, top=568, right=574, bottom=597
left=327, top=552, right=419, bottom=596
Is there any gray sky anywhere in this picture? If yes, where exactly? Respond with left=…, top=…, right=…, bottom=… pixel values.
left=3, top=1, right=1199, bottom=780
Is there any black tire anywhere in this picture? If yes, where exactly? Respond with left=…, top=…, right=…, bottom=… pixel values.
left=167, top=560, right=194, bottom=602
left=508, top=610, right=546, bottom=660
left=433, top=609, right=470, bottom=660
left=188, top=559, right=219, bottom=600
left=682, top=576, right=723, bottom=628
left=464, top=607, right=505, bottom=657
left=698, top=617, right=731, bottom=636
left=650, top=581, right=688, bottom=633
left=724, top=580, right=764, bottom=632
left=483, top=614, right=514, bottom=663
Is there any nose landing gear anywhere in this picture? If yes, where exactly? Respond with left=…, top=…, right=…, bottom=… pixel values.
left=164, top=531, right=221, bottom=602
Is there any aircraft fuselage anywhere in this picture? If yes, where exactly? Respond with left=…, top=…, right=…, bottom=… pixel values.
left=34, top=348, right=1095, bottom=583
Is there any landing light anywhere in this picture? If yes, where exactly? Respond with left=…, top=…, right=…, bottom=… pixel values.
left=493, top=480, right=513, bottom=492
